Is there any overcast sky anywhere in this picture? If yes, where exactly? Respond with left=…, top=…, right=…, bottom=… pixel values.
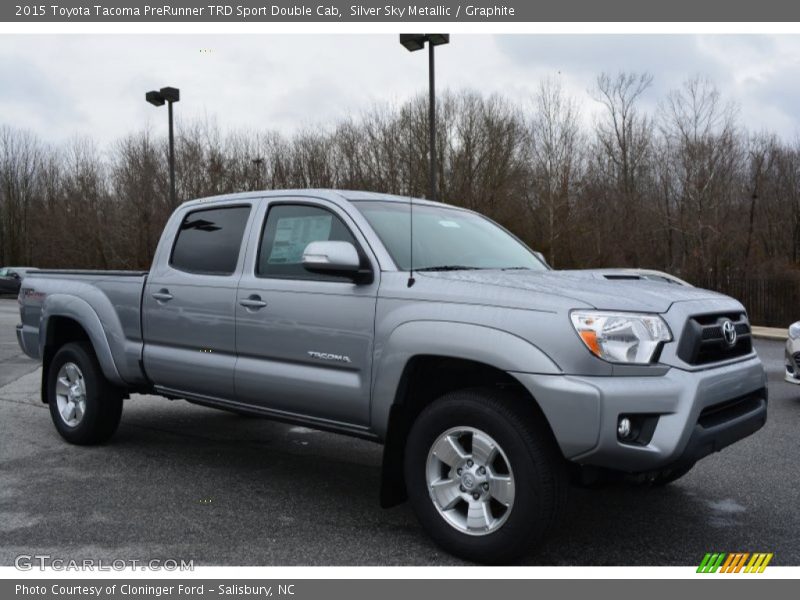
left=2, top=34, right=800, bottom=147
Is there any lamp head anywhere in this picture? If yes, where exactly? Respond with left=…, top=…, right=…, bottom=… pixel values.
left=427, top=34, right=450, bottom=46
left=399, top=34, right=426, bottom=52
left=159, top=87, right=180, bottom=103
left=145, top=91, right=165, bottom=107
left=399, top=34, right=449, bottom=51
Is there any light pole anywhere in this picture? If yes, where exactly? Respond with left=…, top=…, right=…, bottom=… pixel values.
left=251, top=157, right=265, bottom=189
left=400, top=34, right=449, bottom=202
left=146, top=86, right=180, bottom=206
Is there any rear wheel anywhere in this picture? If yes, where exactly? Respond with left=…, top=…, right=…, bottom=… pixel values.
left=404, top=388, right=567, bottom=564
left=47, top=342, right=123, bottom=445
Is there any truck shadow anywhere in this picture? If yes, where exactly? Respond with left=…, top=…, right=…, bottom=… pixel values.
left=526, top=483, right=742, bottom=566
left=129, top=400, right=769, bottom=566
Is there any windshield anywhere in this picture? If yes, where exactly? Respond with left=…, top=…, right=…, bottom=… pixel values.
left=354, top=201, right=547, bottom=271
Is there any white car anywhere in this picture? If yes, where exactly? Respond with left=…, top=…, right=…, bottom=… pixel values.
left=785, top=322, right=800, bottom=384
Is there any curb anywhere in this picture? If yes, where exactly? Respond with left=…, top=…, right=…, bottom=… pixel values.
left=752, top=326, right=787, bottom=341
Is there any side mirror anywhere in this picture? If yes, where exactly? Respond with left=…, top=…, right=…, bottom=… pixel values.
left=302, top=241, right=370, bottom=281
left=533, top=251, right=551, bottom=269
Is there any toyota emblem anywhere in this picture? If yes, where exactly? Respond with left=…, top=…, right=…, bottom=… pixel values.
left=721, top=320, right=737, bottom=346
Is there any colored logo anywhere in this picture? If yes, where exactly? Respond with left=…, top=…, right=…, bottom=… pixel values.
left=697, top=552, right=773, bottom=573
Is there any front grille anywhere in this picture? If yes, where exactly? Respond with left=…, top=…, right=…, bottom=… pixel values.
left=793, top=352, right=800, bottom=372
left=677, top=312, right=753, bottom=365
left=698, top=390, right=765, bottom=429
left=701, top=322, right=750, bottom=340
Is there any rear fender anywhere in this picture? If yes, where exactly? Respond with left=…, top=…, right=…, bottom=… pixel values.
left=41, top=294, right=125, bottom=386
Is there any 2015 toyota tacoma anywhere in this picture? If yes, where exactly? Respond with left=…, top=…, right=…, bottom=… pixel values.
left=15, top=190, right=767, bottom=563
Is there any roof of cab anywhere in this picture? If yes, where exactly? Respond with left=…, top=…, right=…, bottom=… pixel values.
left=179, top=189, right=450, bottom=210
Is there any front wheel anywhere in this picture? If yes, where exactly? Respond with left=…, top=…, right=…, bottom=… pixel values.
left=47, top=342, right=123, bottom=445
left=404, top=388, right=567, bottom=564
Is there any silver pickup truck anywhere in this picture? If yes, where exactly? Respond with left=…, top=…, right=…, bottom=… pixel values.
left=15, top=189, right=767, bottom=563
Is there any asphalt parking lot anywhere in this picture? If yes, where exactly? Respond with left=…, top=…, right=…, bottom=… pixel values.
left=0, top=297, right=798, bottom=566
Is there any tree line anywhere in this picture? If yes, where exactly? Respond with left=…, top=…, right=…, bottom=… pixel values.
left=2, top=72, right=800, bottom=308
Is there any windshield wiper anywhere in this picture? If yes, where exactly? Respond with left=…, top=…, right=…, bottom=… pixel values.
left=415, top=265, right=484, bottom=272
left=500, top=267, right=533, bottom=271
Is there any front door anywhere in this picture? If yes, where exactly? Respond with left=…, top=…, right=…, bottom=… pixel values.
left=234, top=200, right=379, bottom=428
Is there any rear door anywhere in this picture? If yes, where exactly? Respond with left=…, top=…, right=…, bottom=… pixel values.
left=234, top=198, right=379, bottom=428
left=143, top=202, right=254, bottom=400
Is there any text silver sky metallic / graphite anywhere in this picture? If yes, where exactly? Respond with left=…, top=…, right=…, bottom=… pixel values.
left=349, top=4, right=515, bottom=17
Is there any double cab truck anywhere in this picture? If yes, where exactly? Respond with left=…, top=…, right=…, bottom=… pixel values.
left=15, top=189, right=768, bottom=563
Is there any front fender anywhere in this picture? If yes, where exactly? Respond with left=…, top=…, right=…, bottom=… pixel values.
left=370, top=320, right=561, bottom=437
left=41, top=294, right=124, bottom=385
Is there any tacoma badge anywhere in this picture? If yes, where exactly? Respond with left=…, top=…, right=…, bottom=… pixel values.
left=307, top=351, right=352, bottom=363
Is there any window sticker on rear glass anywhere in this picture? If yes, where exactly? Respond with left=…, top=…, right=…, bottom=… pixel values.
left=268, top=215, right=333, bottom=264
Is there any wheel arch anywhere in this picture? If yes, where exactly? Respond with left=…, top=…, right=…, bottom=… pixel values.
left=371, top=320, right=561, bottom=437
left=40, top=297, right=124, bottom=403
left=377, top=351, right=562, bottom=508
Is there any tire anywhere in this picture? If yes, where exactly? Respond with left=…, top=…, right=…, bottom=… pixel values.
left=404, top=388, right=567, bottom=564
left=47, top=341, right=123, bottom=445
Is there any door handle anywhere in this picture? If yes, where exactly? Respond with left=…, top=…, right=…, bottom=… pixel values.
left=239, top=295, right=267, bottom=310
left=152, top=289, right=173, bottom=302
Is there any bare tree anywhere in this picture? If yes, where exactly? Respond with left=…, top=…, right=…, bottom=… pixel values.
left=0, top=126, right=42, bottom=265
left=659, top=76, right=740, bottom=278
left=591, top=72, right=655, bottom=265
left=525, top=77, right=582, bottom=266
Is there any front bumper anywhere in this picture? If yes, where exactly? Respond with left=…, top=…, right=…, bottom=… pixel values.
left=678, top=391, right=766, bottom=467
left=784, top=338, right=800, bottom=384
left=513, top=354, right=767, bottom=472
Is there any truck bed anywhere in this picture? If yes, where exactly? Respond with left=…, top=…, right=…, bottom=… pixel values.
left=16, top=269, right=149, bottom=386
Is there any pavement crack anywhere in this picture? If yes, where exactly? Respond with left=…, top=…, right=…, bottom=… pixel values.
left=0, top=396, right=45, bottom=408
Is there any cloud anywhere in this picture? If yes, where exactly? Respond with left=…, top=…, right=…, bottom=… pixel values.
left=1, top=34, right=799, bottom=146
left=0, top=57, right=87, bottom=138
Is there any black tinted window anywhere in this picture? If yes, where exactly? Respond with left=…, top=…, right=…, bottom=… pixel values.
left=258, top=204, right=358, bottom=280
left=171, top=206, right=250, bottom=275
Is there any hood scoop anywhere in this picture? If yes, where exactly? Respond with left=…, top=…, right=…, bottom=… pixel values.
left=601, top=274, right=643, bottom=281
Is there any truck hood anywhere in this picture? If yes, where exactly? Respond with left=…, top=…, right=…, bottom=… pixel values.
left=420, top=269, right=726, bottom=313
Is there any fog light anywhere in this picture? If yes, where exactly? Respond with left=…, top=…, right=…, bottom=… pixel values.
left=616, top=414, right=659, bottom=445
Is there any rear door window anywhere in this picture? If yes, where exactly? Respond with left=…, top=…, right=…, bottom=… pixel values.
left=170, top=206, right=251, bottom=275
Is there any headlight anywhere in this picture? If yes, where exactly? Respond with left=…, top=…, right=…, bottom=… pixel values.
left=789, top=322, right=800, bottom=340
left=570, top=311, right=672, bottom=364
